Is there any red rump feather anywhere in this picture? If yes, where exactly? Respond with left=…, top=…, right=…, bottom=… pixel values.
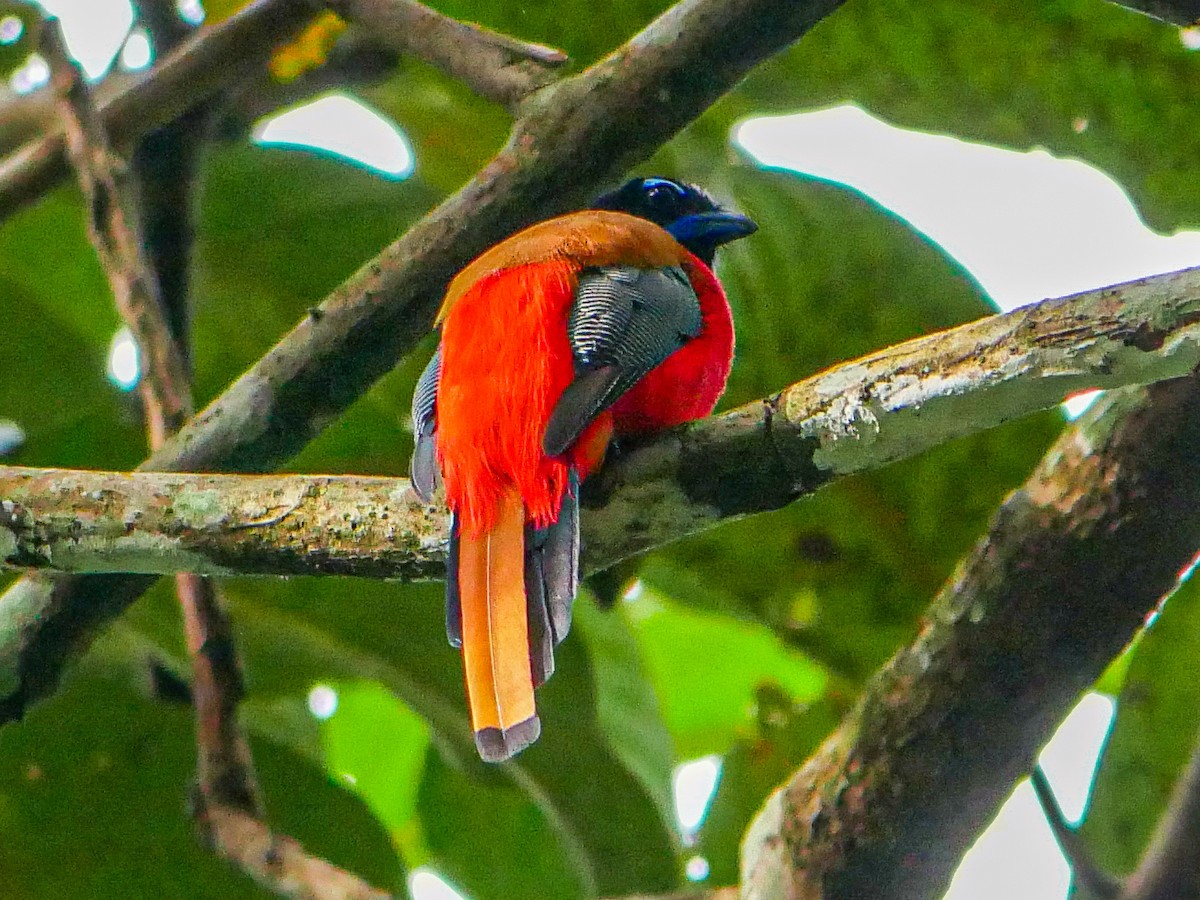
left=437, top=260, right=613, bottom=535
left=437, top=252, right=733, bottom=537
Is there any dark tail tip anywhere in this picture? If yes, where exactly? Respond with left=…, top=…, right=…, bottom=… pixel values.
left=475, top=715, right=542, bottom=762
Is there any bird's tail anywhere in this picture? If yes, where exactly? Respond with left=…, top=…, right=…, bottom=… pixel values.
left=452, top=488, right=541, bottom=762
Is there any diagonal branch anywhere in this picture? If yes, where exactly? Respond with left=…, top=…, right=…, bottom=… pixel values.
left=739, top=368, right=1200, bottom=898
left=0, top=0, right=849, bottom=727
left=0, top=0, right=318, bottom=222
left=5, top=263, right=1200, bottom=580
left=327, top=0, right=567, bottom=110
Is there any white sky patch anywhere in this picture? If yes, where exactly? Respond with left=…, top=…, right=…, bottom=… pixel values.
left=0, top=419, right=24, bottom=457
left=177, top=0, right=205, bottom=26
left=1038, top=693, right=1116, bottom=824
left=10, top=53, right=49, bottom=95
left=106, top=327, right=140, bottom=391
left=253, top=93, right=415, bottom=180
left=736, top=105, right=1200, bottom=314
left=1062, top=389, right=1103, bottom=420
left=685, top=855, right=711, bottom=882
left=120, top=26, right=152, bottom=72
left=673, top=755, right=722, bottom=837
left=409, top=867, right=468, bottom=900
left=33, top=0, right=132, bottom=80
left=0, top=15, right=24, bottom=45
left=945, top=693, right=1115, bottom=900
left=306, top=684, right=338, bottom=720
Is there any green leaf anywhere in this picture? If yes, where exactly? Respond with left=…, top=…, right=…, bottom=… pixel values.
left=0, top=187, right=144, bottom=470
left=1080, top=575, right=1200, bottom=874
left=699, top=688, right=846, bottom=885
left=318, top=680, right=431, bottom=859
left=121, top=576, right=683, bottom=897
left=573, top=596, right=678, bottom=827
left=626, top=586, right=827, bottom=758
left=0, top=629, right=405, bottom=898
left=418, top=745, right=586, bottom=899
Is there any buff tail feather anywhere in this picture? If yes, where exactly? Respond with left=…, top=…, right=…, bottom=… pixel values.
left=455, top=489, right=540, bottom=761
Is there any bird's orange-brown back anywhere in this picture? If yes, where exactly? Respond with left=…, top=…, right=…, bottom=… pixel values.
left=437, top=210, right=687, bottom=324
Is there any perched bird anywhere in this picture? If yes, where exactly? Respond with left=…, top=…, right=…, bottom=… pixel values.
left=411, top=177, right=756, bottom=761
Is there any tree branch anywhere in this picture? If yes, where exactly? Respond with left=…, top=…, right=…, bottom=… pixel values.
left=44, top=21, right=191, bottom=443
left=740, top=370, right=1200, bottom=898
left=0, top=0, right=849, bottom=725
left=194, top=805, right=392, bottom=900
left=5, top=264, right=1200, bottom=580
left=1030, top=767, right=1119, bottom=899
left=0, top=0, right=318, bottom=222
left=327, top=0, right=567, bottom=110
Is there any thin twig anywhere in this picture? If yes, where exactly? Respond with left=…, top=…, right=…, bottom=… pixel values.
left=130, top=0, right=265, bottom=829
left=44, top=21, right=191, bottom=444
left=176, top=573, right=262, bottom=817
left=1107, top=0, right=1200, bottom=25
left=1030, top=767, right=1119, bottom=899
left=196, top=806, right=392, bottom=900
left=327, top=0, right=566, bottom=110
left=1122, top=727, right=1200, bottom=900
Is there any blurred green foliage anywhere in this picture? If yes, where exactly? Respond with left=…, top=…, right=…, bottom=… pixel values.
left=1079, top=574, right=1200, bottom=886
left=1, top=0, right=1196, bottom=895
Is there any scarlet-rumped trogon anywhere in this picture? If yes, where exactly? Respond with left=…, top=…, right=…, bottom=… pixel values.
left=411, top=177, right=756, bottom=761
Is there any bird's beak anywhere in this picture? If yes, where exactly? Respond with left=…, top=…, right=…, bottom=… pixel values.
left=667, top=211, right=758, bottom=247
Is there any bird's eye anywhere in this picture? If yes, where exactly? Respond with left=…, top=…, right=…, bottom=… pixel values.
left=642, top=178, right=684, bottom=208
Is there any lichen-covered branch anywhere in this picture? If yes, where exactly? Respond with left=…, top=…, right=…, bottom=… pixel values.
left=5, top=264, right=1200, bottom=581
left=0, top=468, right=440, bottom=578
left=327, top=0, right=567, bottom=110
left=0, top=0, right=848, bottom=726
left=739, top=370, right=1200, bottom=898
left=0, top=0, right=317, bottom=220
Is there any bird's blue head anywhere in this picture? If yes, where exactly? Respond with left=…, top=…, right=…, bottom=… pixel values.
left=592, top=176, right=757, bottom=266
